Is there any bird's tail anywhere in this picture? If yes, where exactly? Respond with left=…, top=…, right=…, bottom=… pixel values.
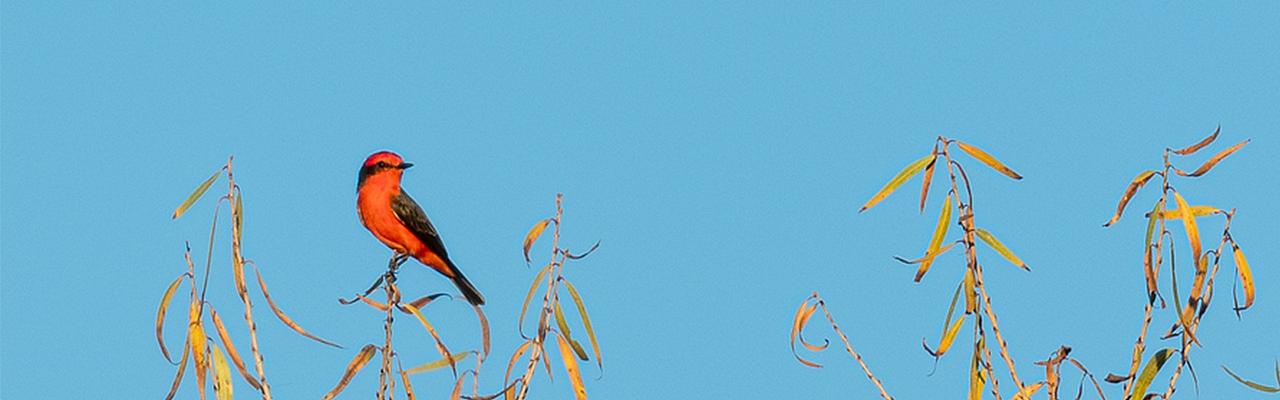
left=446, top=262, right=486, bottom=306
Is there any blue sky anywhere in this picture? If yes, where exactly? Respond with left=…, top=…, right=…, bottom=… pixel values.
left=3, top=3, right=1278, bottom=399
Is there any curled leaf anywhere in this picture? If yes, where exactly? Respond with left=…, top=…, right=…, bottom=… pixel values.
left=1173, top=125, right=1220, bottom=155
left=1176, top=139, right=1249, bottom=177
left=252, top=264, right=341, bottom=348
left=955, top=140, right=1022, bottom=180
left=400, top=303, right=457, bottom=378
left=523, top=219, right=552, bottom=263
left=1104, top=170, right=1156, bottom=227
left=173, top=168, right=223, bottom=219
left=322, top=344, right=378, bottom=400
left=975, top=228, right=1029, bottom=270
left=790, top=297, right=824, bottom=369
left=860, top=154, right=936, bottom=213
left=894, top=241, right=959, bottom=265
left=157, top=272, right=191, bottom=364
left=1222, top=365, right=1280, bottom=393
left=503, top=339, right=534, bottom=389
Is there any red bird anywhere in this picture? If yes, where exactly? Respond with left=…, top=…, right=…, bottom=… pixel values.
left=356, top=151, right=485, bottom=305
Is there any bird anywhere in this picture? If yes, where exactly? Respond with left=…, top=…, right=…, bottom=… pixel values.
left=356, top=150, right=485, bottom=305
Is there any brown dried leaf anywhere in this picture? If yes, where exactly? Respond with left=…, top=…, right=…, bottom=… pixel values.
left=1175, top=139, right=1249, bottom=177
left=474, top=303, right=491, bottom=359
left=1103, top=170, right=1157, bottom=227
left=518, top=263, right=553, bottom=338
left=919, top=148, right=938, bottom=213
left=1173, top=125, right=1220, bottom=155
left=503, top=340, right=534, bottom=389
left=860, top=154, right=936, bottom=213
left=523, top=219, right=552, bottom=263
left=208, top=305, right=263, bottom=390
left=955, top=140, right=1022, bottom=180
left=321, top=344, right=377, bottom=400
left=165, top=340, right=191, bottom=400
left=252, top=264, right=341, bottom=348
left=157, top=272, right=191, bottom=364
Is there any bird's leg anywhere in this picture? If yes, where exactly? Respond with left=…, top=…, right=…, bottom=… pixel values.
left=338, top=252, right=411, bottom=305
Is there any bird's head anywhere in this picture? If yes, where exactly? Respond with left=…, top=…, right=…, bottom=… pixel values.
left=358, top=151, right=414, bottom=188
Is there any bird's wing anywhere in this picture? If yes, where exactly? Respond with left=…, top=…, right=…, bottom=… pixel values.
left=391, top=190, right=451, bottom=259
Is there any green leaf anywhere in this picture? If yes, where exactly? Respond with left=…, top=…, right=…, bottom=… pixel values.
left=975, top=228, right=1029, bottom=270
left=563, top=278, right=604, bottom=371
left=406, top=352, right=472, bottom=375
left=1129, top=348, right=1175, bottom=399
left=172, top=169, right=223, bottom=219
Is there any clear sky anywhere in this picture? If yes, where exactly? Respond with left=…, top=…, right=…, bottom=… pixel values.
left=3, top=3, right=1278, bottom=399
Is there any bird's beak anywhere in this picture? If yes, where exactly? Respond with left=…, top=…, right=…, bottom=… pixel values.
left=398, top=163, right=414, bottom=169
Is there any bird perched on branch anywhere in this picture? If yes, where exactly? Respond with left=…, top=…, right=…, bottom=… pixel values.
left=356, top=151, right=485, bottom=305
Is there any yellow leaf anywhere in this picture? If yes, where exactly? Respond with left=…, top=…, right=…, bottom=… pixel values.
left=555, top=332, right=588, bottom=400
left=523, top=219, right=552, bottom=263
left=156, top=273, right=190, bottom=364
left=1103, top=170, right=1157, bottom=227
left=1233, top=242, right=1255, bottom=312
left=1173, top=192, right=1203, bottom=297
left=212, top=345, right=233, bottom=400
left=1144, top=205, right=1220, bottom=220
left=1176, top=139, right=1249, bottom=177
left=322, top=345, right=378, bottom=400
left=956, top=140, right=1022, bottom=180
left=860, top=154, right=936, bottom=213
left=1012, top=382, right=1045, bottom=400
left=172, top=169, right=223, bottom=219
left=1172, top=125, right=1220, bottom=155
left=924, top=314, right=966, bottom=357
left=189, top=302, right=209, bottom=400
left=964, top=265, right=977, bottom=314
left=976, top=228, right=1029, bottom=270
left=165, top=340, right=191, bottom=400
left=915, top=195, right=952, bottom=282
